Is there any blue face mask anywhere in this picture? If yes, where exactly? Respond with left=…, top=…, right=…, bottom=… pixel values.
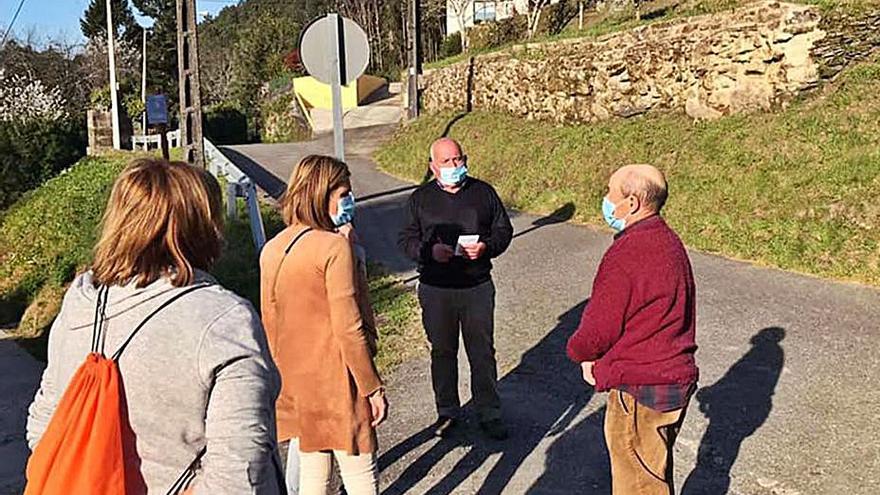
left=332, top=192, right=356, bottom=227
left=438, top=164, right=468, bottom=187
left=602, top=196, right=627, bottom=233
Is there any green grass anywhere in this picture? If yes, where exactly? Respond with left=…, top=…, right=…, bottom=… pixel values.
left=1, top=154, right=422, bottom=372
left=369, top=265, right=425, bottom=372
left=376, top=62, right=880, bottom=286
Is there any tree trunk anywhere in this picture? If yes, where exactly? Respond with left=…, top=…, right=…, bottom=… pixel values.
left=458, top=17, right=468, bottom=51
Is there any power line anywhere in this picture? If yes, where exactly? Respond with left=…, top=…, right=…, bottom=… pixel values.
left=0, top=0, right=28, bottom=49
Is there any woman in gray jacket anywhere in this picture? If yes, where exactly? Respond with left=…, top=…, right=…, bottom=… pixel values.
left=26, top=158, right=282, bottom=494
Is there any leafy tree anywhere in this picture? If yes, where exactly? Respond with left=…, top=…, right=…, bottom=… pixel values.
left=80, top=0, right=143, bottom=47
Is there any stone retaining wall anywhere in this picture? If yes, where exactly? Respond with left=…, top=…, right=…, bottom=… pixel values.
left=421, top=1, right=879, bottom=122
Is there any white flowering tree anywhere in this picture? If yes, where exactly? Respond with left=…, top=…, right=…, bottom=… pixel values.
left=449, top=0, right=472, bottom=51
left=0, top=69, right=68, bottom=123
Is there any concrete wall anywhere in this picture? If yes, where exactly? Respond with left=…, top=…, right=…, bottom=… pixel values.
left=293, top=75, right=387, bottom=110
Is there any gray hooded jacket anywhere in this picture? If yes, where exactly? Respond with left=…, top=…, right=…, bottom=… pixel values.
left=26, top=270, right=282, bottom=494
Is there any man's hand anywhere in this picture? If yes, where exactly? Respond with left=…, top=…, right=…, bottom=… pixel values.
left=581, top=361, right=596, bottom=386
left=432, top=243, right=455, bottom=263
left=369, top=389, right=388, bottom=427
left=462, top=242, right=487, bottom=260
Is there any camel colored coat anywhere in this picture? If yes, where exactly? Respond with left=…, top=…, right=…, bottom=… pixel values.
left=260, top=225, right=382, bottom=455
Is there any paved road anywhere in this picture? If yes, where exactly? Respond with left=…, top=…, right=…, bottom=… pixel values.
left=226, top=124, right=880, bottom=495
left=0, top=339, right=43, bottom=494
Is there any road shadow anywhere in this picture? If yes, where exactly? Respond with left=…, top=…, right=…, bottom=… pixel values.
left=359, top=185, right=420, bottom=203
left=354, top=195, right=415, bottom=276
left=360, top=84, right=396, bottom=106
left=218, top=146, right=288, bottom=200
left=380, top=301, right=595, bottom=495
left=681, top=327, right=786, bottom=495
left=512, top=203, right=576, bottom=240
left=529, top=405, right=611, bottom=493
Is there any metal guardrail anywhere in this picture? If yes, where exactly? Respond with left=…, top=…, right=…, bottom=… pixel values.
left=204, top=138, right=267, bottom=252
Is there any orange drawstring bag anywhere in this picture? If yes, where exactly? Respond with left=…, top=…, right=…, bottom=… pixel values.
left=25, top=284, right=208, bottom=495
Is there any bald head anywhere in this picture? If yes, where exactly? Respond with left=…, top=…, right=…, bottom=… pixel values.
left=430, top=137, right=463, bottom=163
left=609, top=164, right=668, bottom=214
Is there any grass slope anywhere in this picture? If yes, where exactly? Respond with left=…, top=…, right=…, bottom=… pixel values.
left=376, top=62, right=880, bottom=286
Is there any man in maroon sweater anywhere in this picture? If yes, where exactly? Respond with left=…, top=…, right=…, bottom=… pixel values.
left=567, top=164, right=698, bottom=495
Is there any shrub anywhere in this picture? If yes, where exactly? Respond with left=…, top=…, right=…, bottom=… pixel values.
left=204, top=102, right=250, bottom=145
left=440, top=32, right=463, bottom=59
left=0, top=118, right=87, bottom=209
left=469, top=16, right=528, bottom=51
left=540, top=1, right=581, bottom=35
left=90, top=78, right=144, bottom=121
left=259, top=92, right=309, bottom=143
left=372, top=64, right=405, bottom=83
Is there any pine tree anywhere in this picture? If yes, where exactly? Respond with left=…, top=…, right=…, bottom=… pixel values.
left=80, top=0, right=142, bottom=47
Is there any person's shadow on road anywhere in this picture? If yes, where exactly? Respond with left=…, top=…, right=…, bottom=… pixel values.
left=379, top=301, right=596, bottom=495
left=681, top=326, right=786, bottom=495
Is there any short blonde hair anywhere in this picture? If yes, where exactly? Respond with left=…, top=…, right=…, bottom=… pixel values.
left=280, top=154, right=351, bottom=231
left=92, top=158, right=224, bottom=288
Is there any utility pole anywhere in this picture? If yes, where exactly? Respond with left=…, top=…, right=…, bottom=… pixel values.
left=106, top=0, right=121, bottom=149
left=141, top=26, right=147, bottom=135
left=176, top=0, right=205, bottom=167
left=408, top=0, right=422, bottom=120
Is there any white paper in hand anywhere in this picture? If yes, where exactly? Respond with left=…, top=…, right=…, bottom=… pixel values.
left=455, top=235, right=480, bottom=256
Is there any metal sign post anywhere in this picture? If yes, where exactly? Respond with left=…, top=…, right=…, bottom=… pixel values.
left=300, top=14, right=370, bottom=162
left=329, top=14, right=346, bottom=161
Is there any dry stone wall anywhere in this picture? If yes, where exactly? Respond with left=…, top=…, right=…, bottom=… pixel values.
left=812, top=8, right=880, bottom=79
left=421, top=1, right=879, bottom=122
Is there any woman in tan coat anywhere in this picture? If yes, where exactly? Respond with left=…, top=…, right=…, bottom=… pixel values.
left=260, top=155, right=387, bottom=495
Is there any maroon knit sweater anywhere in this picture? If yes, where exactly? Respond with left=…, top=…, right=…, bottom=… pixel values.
left=567, top=215, right=699, bottom=392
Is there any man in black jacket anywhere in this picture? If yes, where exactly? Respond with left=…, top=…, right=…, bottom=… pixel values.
left=398, top=137, right=513, bottom=440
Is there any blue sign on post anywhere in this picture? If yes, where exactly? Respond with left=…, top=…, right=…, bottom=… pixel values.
left=146, top=95, right=168, bottom=126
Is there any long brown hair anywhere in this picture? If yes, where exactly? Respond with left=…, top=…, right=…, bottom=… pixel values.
left=280, top=154, right=351, bottom=231
left=92, top=158, right=224, bottom=288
